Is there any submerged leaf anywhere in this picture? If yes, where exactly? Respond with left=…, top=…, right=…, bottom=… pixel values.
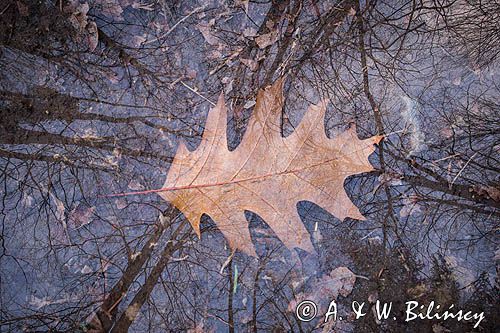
left=159, top=78, right=382, bottom=256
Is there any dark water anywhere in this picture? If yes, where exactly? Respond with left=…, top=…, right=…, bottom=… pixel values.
left=1, top=1, right=498, bottom=332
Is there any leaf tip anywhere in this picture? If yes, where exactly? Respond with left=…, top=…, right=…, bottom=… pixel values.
left=217, top=92, right=225, bottom=106
left=373, top=135, right=384, bottom=145
left=264, top=76, right=285, bottom=96
left=320, top=98, right=329, bottom=108
left=194, top=225, right=201, bottom=238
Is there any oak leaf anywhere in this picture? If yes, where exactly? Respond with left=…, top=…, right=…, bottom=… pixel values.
left=159, top=79, right=382, bottom=256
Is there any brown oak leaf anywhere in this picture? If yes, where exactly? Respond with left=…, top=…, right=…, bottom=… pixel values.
left=159, top=78, right=382, bottom=256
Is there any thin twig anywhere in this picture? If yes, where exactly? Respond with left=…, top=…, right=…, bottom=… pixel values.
left=220, top=249, right=235, bottom=274
left=180, top=81, right=216, bottom=106
left=450, top=152, right=477, bottom=187
left=143, top=5, right=207, bottom=45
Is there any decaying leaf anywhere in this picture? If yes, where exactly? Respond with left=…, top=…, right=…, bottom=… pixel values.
left=85, top=312, right=104, bottom=333
left=68, top=203, right=95, bottom=228
left=197, top=20, right=218, bottom=45
left=67, top=2, right=90, bottom=31
left=159, top=78, right=382, bottom=256
left=17, top=1, right=29, bottom=16
left=29, top=294, right=75, bottom=310
left=235, top=0, right=249, bottom=14
left=399, top=195, right=422, bottom=217
left=240, top=58, right=258, bottom=71
left=255, top=30, right=279, bottom=49
left=242, top=27, right=257, bottom=38
left=444, top=255, right=476, bottom=292
left=128, top=179, right=144, bottom=191
left=86, top=21, right=99, bottom=52
left=287, top=267, right=357, bottom=312
left=96, top=0, right=123, bottom=20
left=243, top=100, right=256, bottom=109
left=50, top=192, right=66, bottom=224
left=320, top=266, right=357, bottom=297
left=433, top=323, right=451, bottom=333
left=494, top=247, right=500, bottom=261
left=472, top=184, right=500, bottom=202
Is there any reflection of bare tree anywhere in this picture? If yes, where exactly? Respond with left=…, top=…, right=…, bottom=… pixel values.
left=1, top=0, right=499, bottom=332
left=442, top=1, right=500, bottom=68
left=0, top=88, right=175, bottom=164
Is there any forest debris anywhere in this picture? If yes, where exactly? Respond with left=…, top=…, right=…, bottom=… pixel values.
left=81, top=265, right=93, bottom=274
left=312, top=221, right=323, bottom=244
left=222, top=77, right=234, bottom=94
left=50, top=193, right=66, bottom=224
left=65, top=2, right=100, bottom=51
left=255, top=30, right=279, bottom=49
left=131, top=1, right=154, bottom=11
left=432, top=323, right=451, bottom=332
left=96, top=0, right=124, bottom=20
left=197, top=20, right=218, bottom=45
left=125, top=302, right=141, bottom=321
left=400, top=195, right=422, bottom=217
left=67, top=2, right=90, bottom=31
left=68, top=203, right=95, bottom=228
left=287, top=267, right=357, bottom=313
left=180, top=81, right=216, bottom=106
left=220, top=250, right=235, bottom=274
left=235, top=0, right=249, bottom=14
left=128, top=179, right=144, bottom=191
left=494, top=248, right=500, bottom=261
left=472, top=185, right=500, bottom=202
left=243, top=100, right=256, bottom=109
left=16, top=1, right=29, bottom=16
left=186, top=68, right=197, bottom=79
left=368, top=291, right=378, bottom=303
left=86, top=21, right=99, bottom=51
left=378, top=172, right=403, bottom=186
left=240, top=58, right=258, bottom=71
left=368, top=236, right=382, bottom=245
left=242, top=27, right=257, bottom=37
left=29, top=295, right=72, bottom=310
left=322, top=267, right=357, bottom=297
left=131, top=34, right=147, bottom=48
left=444, top=255, right=476, bottom=292
left=407, top=283, right=429, bottom=298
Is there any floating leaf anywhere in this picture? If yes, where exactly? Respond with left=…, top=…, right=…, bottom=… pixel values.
left=158, top=79, right=381, bottom=255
